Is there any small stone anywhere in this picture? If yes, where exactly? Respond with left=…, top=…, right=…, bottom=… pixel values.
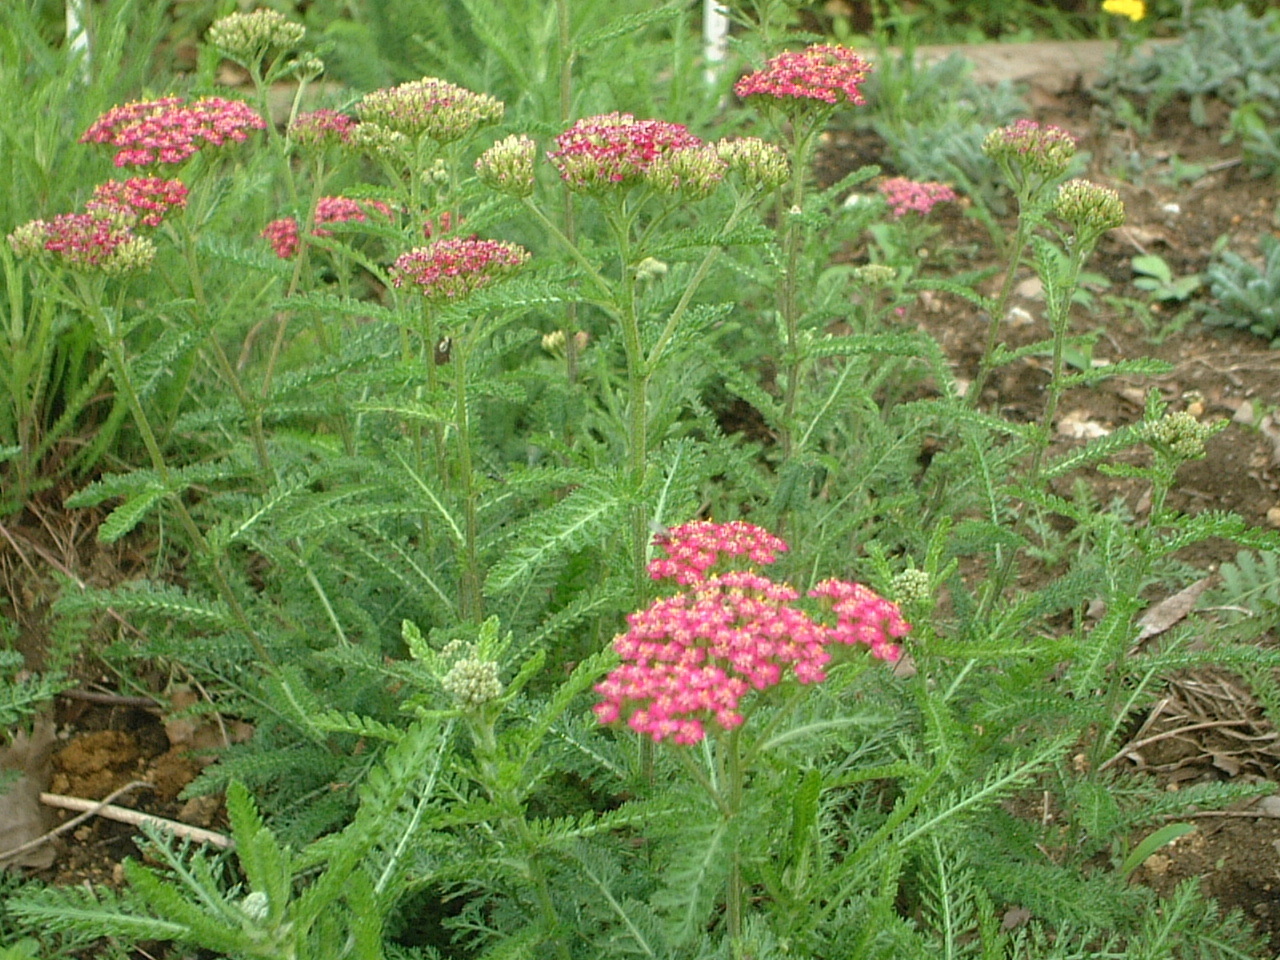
left=1267, top=507, right=1280, bottom=529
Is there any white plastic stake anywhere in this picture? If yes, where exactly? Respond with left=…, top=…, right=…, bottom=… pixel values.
left=66, top=0, right=90, bottom=82
left=703, top=0, right=730, bottom=87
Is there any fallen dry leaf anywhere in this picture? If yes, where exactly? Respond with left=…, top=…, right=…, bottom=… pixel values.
left=1134, top=577, right=1212, bottom=643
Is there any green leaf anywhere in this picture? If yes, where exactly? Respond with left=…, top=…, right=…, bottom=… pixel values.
left=1120, top=822, right=1197, bottom=880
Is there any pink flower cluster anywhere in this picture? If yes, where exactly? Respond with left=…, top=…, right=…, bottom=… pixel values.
left=390, top=237, right=530, bottom=302
left=85, top=177, right=189, bottom=227
left=289, top=109, right=356, bottom=147
left=649, top=520, right=788, bottom=585
left=877, top=177, right=958, bottom=218
left=734, top=44, right=871, bottom=108
left=81, top=96, right=266, bottom=167
left=548, top=113, right=704, bottom=192
left=594, top=521, right=909, bottom=744
left=262, top=197, right=394, bottom=259
left=10, top=212, right=155, bottom=274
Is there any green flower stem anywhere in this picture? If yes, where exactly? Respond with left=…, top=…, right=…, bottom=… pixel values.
left=646, top=193, right=752, bottom=370
left=778, top=123, right=819, bottom=459
left=451, top=329, right=482, bottom=621
left=967, top=209, right=1034, bottom=408
left=723, top=727, right=745, bottom=945
left=468, top=713, right=571, bottom=960
left=80, top=281, right=276, bottom=669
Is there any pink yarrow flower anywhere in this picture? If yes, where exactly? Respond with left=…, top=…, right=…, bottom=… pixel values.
left=877, top=177, right=958, bottom=219
left=735, top=44, right=871, bottom=108
left=390, top=237, right=530, bottom=302
left=595, top=522, right=909, bottom=744
left=289, top=109, right=356, bottom=147
left=81, top=96, right=266, bottom=167
left=86, top=177, right=189, bottom=227
left=262, top=197, right=393, bottom=258
left=15, top=213, right=155, bottom=274
left=548, top=112, right=703, bottom=193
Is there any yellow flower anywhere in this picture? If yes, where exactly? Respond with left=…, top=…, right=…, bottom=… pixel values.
left=1102, top=0, right=1146, bottom=22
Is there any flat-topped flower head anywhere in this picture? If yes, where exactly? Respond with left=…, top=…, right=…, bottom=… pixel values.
left=735, top=44, right=871, bottom=111
left=595, top=520, right=909, bottom=744
left=81, top=96, right=266, bottom=167
left=85, top=177, right=188, bottom=227
left=715, top=137, right=791, bottom=191
left=289, top=109, right=356, bottom=149
left=207, top=9, right=305, bottom=65
left=548, top=113, right=703, bottom=194
left=390, top=237, right=530, bottom=302
left=356, top=78, right=503, bottom=144
left=1053, top=178, right=1125, bottom=241
left=982, top=120, right=1077, bottom=187
left=1102, top=0, right=1146, bottom=22
left=648, top=520, right=788, bottom=585
left=878, top=177, right=958, bottom=218
left=12, top=213, right=155, bottom=274
left=475, top=134, right=536, bottom=198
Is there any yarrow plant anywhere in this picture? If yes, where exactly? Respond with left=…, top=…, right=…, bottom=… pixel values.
left=206, top=8, right=305, bottom=64
left=80, top=96, right=266, bottom=167
left=595, top=521, right=908, bottom=744
left=981, top=119, right=1078, bottom=197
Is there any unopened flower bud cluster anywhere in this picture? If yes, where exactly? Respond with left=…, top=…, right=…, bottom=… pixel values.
left=442, top=655, right=504, bottom=707
left=1143, top=410, right=1215, bottom=460
left=1053, top=178, right=1126, bottom=237
left=475, top=134, right=536, bottom=198
left=357, top=77, right=504, bottom=144
left=716, top=138, right=791, bottom=191
left=890, top=568, right=931, bottom=606
left=207, top=9, right=305, bottom=64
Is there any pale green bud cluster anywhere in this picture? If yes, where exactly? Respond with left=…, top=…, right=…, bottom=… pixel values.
left=634, top=257, right=669, bottom=282
left=99, top=235, right=157, bottom=276
left=646, top=144, right=726, bottom=199
left=854, top=263, right=896, bottom=287
left=208, top=9, right=305, bottom=65
left=238, top=891, right=270, bottom=922
left=6, top=220, right=47, bottom=258
left=716, top=137, right=791, bottom=191
left=442, top=656, right=504, bottom=707
left=1143, top=410, right=1216, bottom=461
left=890, top=568, right=931, bottom=606
left=475, top=134, right=536, bottom=198
left=358, top=77, right=504, bottom=144
left=1053, top=178, right=1126, bottom=237
left=347, top=123, right=409, bottom=158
